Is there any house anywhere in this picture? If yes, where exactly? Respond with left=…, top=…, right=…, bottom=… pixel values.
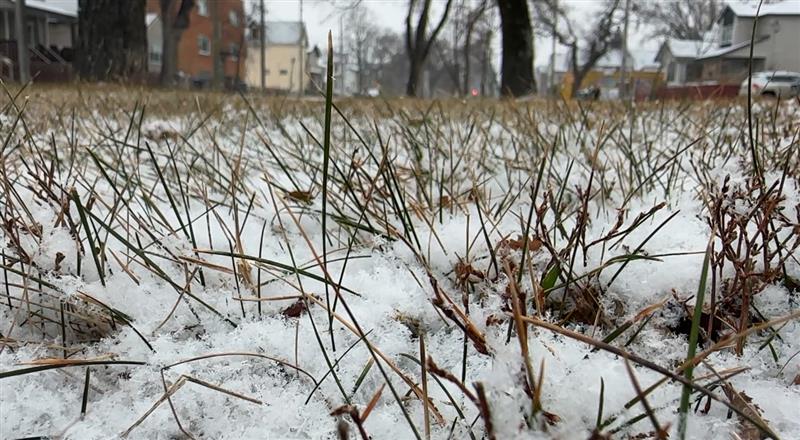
left=330, top=52, right=358, bottom=96
left=145, top=12, right=161, bottom=74
left=306, top=45, right=323, bottom=90
left=536, top=53, right=569, bottom=96
left=245, top=21, right=307, bottom=94
left=656, top=0, right=800, bottom=88
left=654, top=38, right=711, bottom=85
left=697, top=0, right=800, bottom=83
left=0, top=0, right=77, bottom=81
left=145, top=0, right=246, bottom=88
left=556, top=48, right=663, bottom=99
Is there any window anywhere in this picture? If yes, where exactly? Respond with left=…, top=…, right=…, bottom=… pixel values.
left=772, top=75, right=800, bottom=83
left=149, top=50, right=162, bottom=64
left=719, top=9, right=734, bottom=47
left=197, top=0, right=209, bottom=17
left=198, top=34, right=210, bottom=56
left=229, top=10, right=239, bottom=27
left=720, top=25, right=733, bottom=47
left=279, top=69, right=288, bottom=76
left=229, top=43, right=239, bottom=61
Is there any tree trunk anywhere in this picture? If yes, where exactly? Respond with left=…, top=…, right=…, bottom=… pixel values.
left=463, top=27, right=472, bottom=95
left=259, top=0, right=265, bottom=91
left=211, top=0, right=223, bottom=89
left=356, top=40, right=364, bottom=94
left=160, top=0, right=176, bottom=85
left=480, top=29, right=490, bottom=95
left=77, top=0, right=146, bottom=81
left=406, top=55, right=423, bottom=96
left=498, top=0, right=535, bottom=96
left=160, top=0, right=193, bottom=86
left=404, top=0, right=454, bottom=97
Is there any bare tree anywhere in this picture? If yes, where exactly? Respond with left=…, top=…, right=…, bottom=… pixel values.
left=160, top=0, right=194, bottom=86
left=635, top=0, right=720, bottom=41
left=405, top=0, right=454, bottom=97
left=371, top=29, right=407, bottom=94
left=461, top=0, right=488, bottom=95
left=77, top=0, right=147, bottom=81
left=438, top=0, right=489, bottom=95
left=344, top=4, right=379, bottom=94
left=534, top=0, right=623, bottom=98
left=498, top=0, right=535, bottom=96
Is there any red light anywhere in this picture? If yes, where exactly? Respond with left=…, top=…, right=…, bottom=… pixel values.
left=471, top=88, right=479, bottom=97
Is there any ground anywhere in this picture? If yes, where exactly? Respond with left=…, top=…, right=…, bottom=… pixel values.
left=0, top=87, right=798, bottom=439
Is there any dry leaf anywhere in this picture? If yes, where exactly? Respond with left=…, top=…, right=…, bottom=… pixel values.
left=722, top=383, right=776, bottom=440
left=281, top=300, right=307, bottom=318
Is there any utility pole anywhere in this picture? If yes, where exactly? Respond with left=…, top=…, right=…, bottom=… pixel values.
left=14, top=0, right=29, bottom=83
left=339, top=14, right=344, bottom=95
left=619, top=0, right=631, bottom=101
left=549, top=0, right=558, bottom=96
left=260, top=0, right=265, bottom=91
left=298, top=0, right=304, bottom=96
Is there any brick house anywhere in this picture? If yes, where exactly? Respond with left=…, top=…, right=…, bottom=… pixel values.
left=146, top=0, right=245, bottom=88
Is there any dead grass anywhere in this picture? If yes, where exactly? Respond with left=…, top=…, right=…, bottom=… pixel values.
left=1, top=83, right=799, bottom=439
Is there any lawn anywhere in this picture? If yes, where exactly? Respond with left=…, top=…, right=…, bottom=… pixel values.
left=1, top=85, right=798, bottom=439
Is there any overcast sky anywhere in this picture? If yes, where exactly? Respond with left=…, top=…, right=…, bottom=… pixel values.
left=41, top=0, right=662, bottom=67
left=250, top=0, right=664, bottom=68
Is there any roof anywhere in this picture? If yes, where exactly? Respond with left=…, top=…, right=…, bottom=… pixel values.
left=696, top=37, right=771, bottom=60
left=654, top=37, right=714, bottom=63
left=594, top=48, right=659, bottom=70
left=145, top=13, right=159, bottom=28
left=630, top=49, right=660, bottom=71
left=14, top=0, right=77, bottom=18
left=263, top=21, right=307, bottom=46
left=543, top=49, right=657, bottom=73
left=669, top=39, right=708, bottom=58
left=721, top=0, right=800, bottom=19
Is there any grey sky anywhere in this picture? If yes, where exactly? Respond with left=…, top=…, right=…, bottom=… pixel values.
left=43, top=0, right=661, bottom=68
left=251, top=0, right=663, bottom=68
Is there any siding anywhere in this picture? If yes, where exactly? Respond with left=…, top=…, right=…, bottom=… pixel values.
left=146, top=0, right=245, bottom=84
left=245, top=44, right=306, bottom=93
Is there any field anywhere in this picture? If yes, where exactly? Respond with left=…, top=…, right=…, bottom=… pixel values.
left=1, top=86, right=799, bottom=439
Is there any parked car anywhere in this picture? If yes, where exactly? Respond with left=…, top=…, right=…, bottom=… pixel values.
left=739, top=71, right=800, bottom=98
left=575, top=86, right=601, bottom=101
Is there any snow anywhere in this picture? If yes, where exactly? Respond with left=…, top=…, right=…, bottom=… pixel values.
left=724, top=0, right=800, bottom=18
left=662, top=38, right=711, bottom=60
left=21, top=0, right=78, bottom=18
left=1, top=97, right=799, bottom=439
left=697, top=39, right=757, bottom=60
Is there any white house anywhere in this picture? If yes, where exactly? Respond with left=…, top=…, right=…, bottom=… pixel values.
left=244, top=21, right=308, bottom=94
left=655, top=0, right=800, bottom=85
left=330, top=51, right=358, bottom=96
left=145, top=13, right=161, bottom=74
left=654, top=39, right=712, bottom=85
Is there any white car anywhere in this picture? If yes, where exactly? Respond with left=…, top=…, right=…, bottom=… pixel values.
left=739, top=71, right=800, bottom=98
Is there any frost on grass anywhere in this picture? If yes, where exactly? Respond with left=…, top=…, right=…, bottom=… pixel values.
left=1, top=91, right=799, bottom=439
